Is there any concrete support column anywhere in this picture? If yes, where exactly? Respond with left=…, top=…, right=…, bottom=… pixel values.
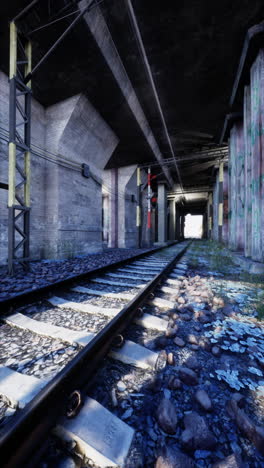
left=223, top=167, right=229, bottom=243
left=176, top=209, right=181, bottom=239
left=244, top=85, right=252, bottom=257
left=169, top=198, right=176, bottom=240
left=213, top=175, right=219, bottom=241
left=229, top=121, right=245, bottom=251
left=208, top=193, right=213, bottom=239
left=180, top=215, right=185, bottom=239
left=157, top=183, right=167, bottom=244
left=109, top=168, right=118, bottom=248
left=218, top=162, right=224, bottom=242
left=136, top=167, right=142, bottom=247
left=250, top=50, right=264, bottom=261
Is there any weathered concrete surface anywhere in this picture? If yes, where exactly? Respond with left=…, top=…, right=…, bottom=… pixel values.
left=0, top=71, right=119, bottom=264
left=78, top=0, right=173, bottom=188
left=0, top=366, right=48, bottom=408
left=5, top=313, right=94, bottom=347
left=109, top=340, right=159, bottom=369
left=54, top=397, right=134, bottom=467
left=157, top=184, right=168, bottom=244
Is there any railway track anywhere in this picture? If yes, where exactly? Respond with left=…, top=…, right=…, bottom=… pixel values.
left=0, top=241, right=190, bottom=467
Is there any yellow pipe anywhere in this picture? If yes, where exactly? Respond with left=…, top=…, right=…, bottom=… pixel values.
left=9, top=22, right=17, bottom=79
left=8, top=142, right=16, bottom=207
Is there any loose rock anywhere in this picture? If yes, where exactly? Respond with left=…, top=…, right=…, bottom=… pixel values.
left=181, top=411, right=217, bottom=451
left=156, top=398, right=178, bottom=434
left=155, top=445, right=195, bottom=468
left=212, top=453, right=243, bottom=468
left=179, top=367, right=198, bottom=386
left=174, top=337, right=185, bottom=347
left=194, top=389, right=212, bottom=411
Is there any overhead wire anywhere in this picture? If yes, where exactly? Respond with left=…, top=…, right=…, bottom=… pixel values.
left=0, top=125, right=147, bottom=203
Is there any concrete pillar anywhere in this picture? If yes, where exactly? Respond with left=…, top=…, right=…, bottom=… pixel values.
left=223, top=167, right=229, bottom=243
left=117, top=165, right=138, bottom=248
left=208, top=193, right=213, bottom=239
left=110, top=168, right=118, bottom=248
left=250, top=50, right=264, bottom=261
left=229, top=121, right=245, bottom=251
left=218, top=162, right=224, bottom=241
left=157, top=183, right=167, bottom=243
left=176, top=209, right=181, bottom=239
left=169, top=198, right=176, bottom=240
left=244, top=85, right=252, bottom=257
left=213, top=174, right=219, bottom=241
left=180, top=215, right=185, bottom=239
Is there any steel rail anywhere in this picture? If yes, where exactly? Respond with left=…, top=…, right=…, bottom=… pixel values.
left=0, top=242, right=180, bottom=314
left=0, top=241, right=190, bottom=466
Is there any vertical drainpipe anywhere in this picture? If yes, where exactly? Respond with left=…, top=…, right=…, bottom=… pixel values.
left=147, top=167, right=152, bottom=246
left=218, top=162, right=224, bottom=242
left=136, top=167, right=141, bottom=248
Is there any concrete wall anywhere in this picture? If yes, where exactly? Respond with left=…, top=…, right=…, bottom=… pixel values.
left=0, top=71, right=119, bottom=264
left=226, top=48, right=264, bottom=261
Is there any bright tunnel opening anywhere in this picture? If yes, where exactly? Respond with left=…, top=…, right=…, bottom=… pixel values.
left=184, top=214, right=203, bottom=239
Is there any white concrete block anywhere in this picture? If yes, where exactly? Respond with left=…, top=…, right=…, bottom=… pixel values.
left=91, top=277, right=144, bottom=288
left=72, top=286, right=134, bottom=301
left=5, top=313, right=94, bottom=347
left=110, top=340, right=158, bottom=369
left=106, top=272, right=152, bottom=281
left=134, top=261, right=167, bottom=267
left=170, top=273, right=185, bottom=279
left=126, top=264, right=162, bottom=271
left=117, top=268, right=155, bottom=276
left=148, top=296, right=175, bottom=309
left=54, top=397, right=134, bottom=468
left=0, top=366, right=48, bottom=408
left=134, top=313, right=168, bottom=332
left=159, top=285, right=179, bottom=295
left=48, top=296, right=119, bottom=318
left=166, top=278, right=182, bottom=286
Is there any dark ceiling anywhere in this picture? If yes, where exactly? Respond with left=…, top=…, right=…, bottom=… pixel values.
left=0, top=0, right=263, bottom=187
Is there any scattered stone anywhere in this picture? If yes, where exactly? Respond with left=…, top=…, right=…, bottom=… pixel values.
left=194, top=389, right=212, bottom=411
left=178, top=297, right=186, bottom=305
left=168, top=376, right=182, bottom=390
left=167, top=352, right=175, bottom=365
left=156, top=398, right=178, bottom=434
left=148, top=375, right=163, bottom=393
left=117, top=381, right=126, bottom=392
left=184, top=355, right=200, bottom=371
left=213, top=297, right=225, bottom=307
left=155, top=336, right=168, bottom=349
left=212, top=453, right=243, bottom=468
left=166, top=327, right=178, bottom=338
left=227, top=399, right=264, bottom=455
left=187, top=334, right=199, bottom=345
left=181, top=313, right=192, bottom=321
left=181, top=411, right=217, bottom=451
left=179, top=367, right=198, bottom=386
left=190, top=344, right=199, bottom=351
left=155, top=445, right=195, bottom=468
left=212, top=346, right=221, bottom=357
left=174, top=337, right=185, bottom=347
